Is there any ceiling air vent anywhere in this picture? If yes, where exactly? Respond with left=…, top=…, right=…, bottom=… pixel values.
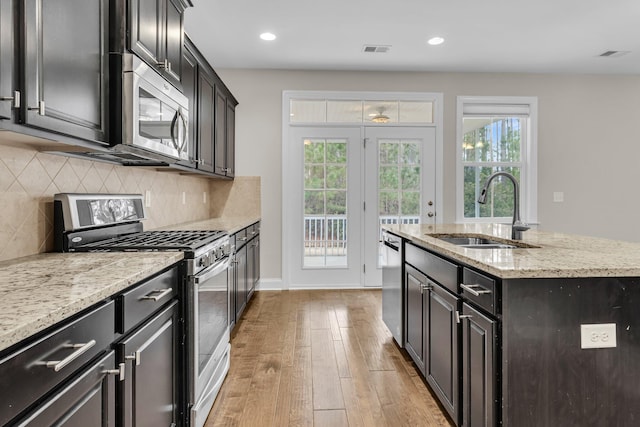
left=599, top=50, right=630, bottom=58
left=363, top=45, right=391, bottom=53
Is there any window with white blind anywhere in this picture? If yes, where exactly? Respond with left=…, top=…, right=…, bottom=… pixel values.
left=456, top=96, right=538, bottom=224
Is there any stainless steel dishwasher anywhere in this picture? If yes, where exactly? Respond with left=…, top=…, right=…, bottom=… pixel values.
left=382, top=230, right=403, bottom=347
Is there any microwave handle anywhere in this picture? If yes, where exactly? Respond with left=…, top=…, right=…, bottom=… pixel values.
left=170, top=108, right=188, bottom=154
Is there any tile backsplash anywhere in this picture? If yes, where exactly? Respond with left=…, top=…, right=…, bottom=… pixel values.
left=0, top=139, right=259, bottom=262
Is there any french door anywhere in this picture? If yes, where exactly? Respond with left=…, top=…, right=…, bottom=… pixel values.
left=363, top=126, right=437, bottom=287
left=285, top=126, right=436, bottom=288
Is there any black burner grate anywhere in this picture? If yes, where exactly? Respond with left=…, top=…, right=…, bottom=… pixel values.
left=79, top=230, right=227, bottom=251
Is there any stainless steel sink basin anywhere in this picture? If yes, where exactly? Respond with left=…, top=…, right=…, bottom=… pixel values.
left=427, top=234, right=539, bottom=249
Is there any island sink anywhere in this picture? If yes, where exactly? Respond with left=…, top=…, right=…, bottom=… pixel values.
left=428, top=233, right=539, bottom=249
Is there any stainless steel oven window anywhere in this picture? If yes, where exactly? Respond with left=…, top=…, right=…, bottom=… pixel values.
left=197, top=276, right=227, bottom=373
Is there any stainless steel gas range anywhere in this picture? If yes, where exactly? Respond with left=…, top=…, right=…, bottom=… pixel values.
left=53, top=193, right=230, bottom=427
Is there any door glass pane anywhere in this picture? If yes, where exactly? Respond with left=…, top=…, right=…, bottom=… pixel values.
left=304, top=139, right=348, bottom=267
left=379, top=139, right=422, bottom=226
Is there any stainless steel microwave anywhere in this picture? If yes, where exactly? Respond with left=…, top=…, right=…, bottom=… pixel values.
left=121, top=54, right=189, bottom=162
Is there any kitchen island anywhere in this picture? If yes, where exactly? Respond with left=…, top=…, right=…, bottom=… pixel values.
left=384, top=223, right=640, bottom=427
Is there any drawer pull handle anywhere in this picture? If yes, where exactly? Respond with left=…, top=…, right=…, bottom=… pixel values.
left=44, top=339, right=96, bottom=372
left=460, top=283, right=492, bottom=297
left=102, top=362, right=125, bottom=381
left=140, top=288, right=172, bottom=302
left=239, top=236, right=248, bottom=242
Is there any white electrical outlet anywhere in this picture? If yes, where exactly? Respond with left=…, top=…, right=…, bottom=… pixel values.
left=581, top=323, right=616, bottom=349
left=182, top=192, right=186, bottom=205
left=553, top=192, right=564, bottom=202
left=145, top=190, right=151, bottom=208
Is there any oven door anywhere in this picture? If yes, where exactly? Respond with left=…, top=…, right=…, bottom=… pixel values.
left=123, top=58, right=189, bottom=162
left=187, top=257, right=230, bottom=415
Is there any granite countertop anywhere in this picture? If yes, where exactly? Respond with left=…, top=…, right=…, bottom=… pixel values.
left=0, top=252, right=183, bottom=353
left=385, top=223, right=640, bottom=279
left=157, top=216, right=260, bottom=234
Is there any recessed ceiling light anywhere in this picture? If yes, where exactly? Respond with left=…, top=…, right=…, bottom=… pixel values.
left=427, top=37, right=445, bottom=46
left=260, top=32, right=277, bottom=41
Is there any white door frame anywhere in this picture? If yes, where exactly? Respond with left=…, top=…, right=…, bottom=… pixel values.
left=282, top=91, right=444, bottom=289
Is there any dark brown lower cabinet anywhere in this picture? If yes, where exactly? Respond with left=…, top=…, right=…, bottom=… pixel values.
left=426, top=281, right=460, bottom=424
left=14, top=351, right=117, bottom=426
left=461, top=302, right=497, bottom=427
left=235, top=243, right=248, bottom=322
left=404, top=264, right=426, bottom=374
left=117, top=301, right=179, bottom=427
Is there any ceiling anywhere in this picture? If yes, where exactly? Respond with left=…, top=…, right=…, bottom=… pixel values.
left=184, top=0, right=640, bottom=74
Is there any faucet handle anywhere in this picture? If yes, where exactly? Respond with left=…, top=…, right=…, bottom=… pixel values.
left=513, top=222, right=530, bottom=232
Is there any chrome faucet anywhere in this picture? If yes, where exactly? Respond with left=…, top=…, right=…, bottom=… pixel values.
left=477, top=172, right=530, bottom=240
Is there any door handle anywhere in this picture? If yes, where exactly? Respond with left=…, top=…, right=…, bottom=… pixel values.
left=27, top=100, right=45, bottom=115
left=0, top=90, right=20, bottom=108
left=455, top=311, right=473, bottom=324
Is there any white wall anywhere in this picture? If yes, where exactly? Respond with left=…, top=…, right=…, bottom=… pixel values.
left=216, top=69, right=640, bottom=281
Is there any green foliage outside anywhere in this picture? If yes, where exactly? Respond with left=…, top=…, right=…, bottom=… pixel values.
left=462, top=117, right=522, bottom=218
left=378, top=141, right=421, bottom=217
left=304, top=140, right=347, bottom=216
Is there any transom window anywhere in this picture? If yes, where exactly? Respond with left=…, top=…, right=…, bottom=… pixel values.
left=456, top=97, right=538, bottom=223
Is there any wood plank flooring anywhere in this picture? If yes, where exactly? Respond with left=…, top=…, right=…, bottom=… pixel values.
left=205, top=289, right=454, bottom=427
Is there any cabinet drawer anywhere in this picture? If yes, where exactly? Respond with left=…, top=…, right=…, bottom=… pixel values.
left=461, top=268, right=497, bottom=315
left=117, top=266, right=178, bottom=334
left=406, top=243, right=459, bottom=293
left=0, top=301, right=115, bottom=426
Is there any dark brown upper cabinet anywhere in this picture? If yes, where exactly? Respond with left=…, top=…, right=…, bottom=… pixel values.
left=0, top=0, right=17, bottom=122
left=214, top=86, right=237, bottom=178
left=129, top=0, right=191, bottom=89
left=0, top=0, right=109, bottom=144
left=180, top=36, right=238, bottom=178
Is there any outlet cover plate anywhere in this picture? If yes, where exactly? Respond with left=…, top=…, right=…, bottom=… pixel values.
left=581, top=323, right=616, bottom=349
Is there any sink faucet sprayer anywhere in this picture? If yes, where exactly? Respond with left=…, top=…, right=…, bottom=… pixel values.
left=477, top=171, right=530, bottom=240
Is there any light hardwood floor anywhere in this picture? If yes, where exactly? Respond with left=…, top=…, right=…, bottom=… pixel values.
left=205, top=289, right=454, bottom=427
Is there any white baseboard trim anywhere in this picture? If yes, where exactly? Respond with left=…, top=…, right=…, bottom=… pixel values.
left=256, top=278, right=381, bottom=291
left=256, top=278, right=284, bottom=291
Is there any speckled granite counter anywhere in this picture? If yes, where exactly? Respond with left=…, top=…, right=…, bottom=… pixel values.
left=385, top=223, right=640, bottom=279
left=157, top=216, right=260, bottom=234
left=0, top=252, right=183, bottom=353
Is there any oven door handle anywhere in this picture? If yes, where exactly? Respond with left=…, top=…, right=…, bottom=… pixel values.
left=194, top=257, right=231, bottom=284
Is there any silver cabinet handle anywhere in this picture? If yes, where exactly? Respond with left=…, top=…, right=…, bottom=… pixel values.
left=102, top=362, right=125, bottom=381
left=28, top=100, right=45, bottom=115
left=239, top=236, right=248, bottom=241
left=43, top=339, right=96, bottom=372
left=0, top=90, right=20, bottom=108
left=460, top=283, right=492, bottom=296
left=419, top=282, right=433, bottom=294
left=125, top=351, right=141, bottom=366
left=139, top=288, right=172, bottom=302
left=455, top=311, right=473, bottom=324
left=156, top=58, right=169, bottom=70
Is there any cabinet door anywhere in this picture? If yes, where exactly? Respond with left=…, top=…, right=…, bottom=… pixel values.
left=247, top=237, right=256, bottom=301
left=0, top=0, right=16, bottom=121
left=23, top=0, right=109, bottom=143
left=225, top=101, right=236, bottom=177
left=179, top=42, right=197, bottom=168
left=228, top=251, right=237, bottom=327
left=197, top=68, right=215, bottom=172
left=129, top=0, right=163, bottom=70
left=214, top=87, right=227, bottom=176
left=164, top=0, right=183, bottom=86
left=426, top=282, right=460, bottom=425
left=404, top=264, right=426, bottom=374
left=461, top=302, right=497, bottom=427
left=235, top=244, right=248, bottom=320
left=119, top=302, right=179, bottom=427
left=15, top=352, right=116, bottom=427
